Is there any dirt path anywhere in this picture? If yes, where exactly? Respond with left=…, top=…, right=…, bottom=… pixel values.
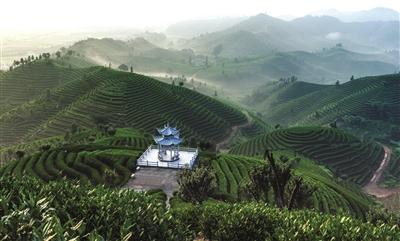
left=363, top=145, right=400, bottom=198
left=216, top=111, right=252, bottom=152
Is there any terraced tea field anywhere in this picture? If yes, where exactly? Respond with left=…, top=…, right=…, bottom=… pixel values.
left=0, top=128, right=150, bottom=185
left=230, top=127, right=385, bottom=185
left=0, top=62, right=246, bottom=146
left=248, top=74, right=400, bottom=126
left=211, top=153, right=374, bottom=217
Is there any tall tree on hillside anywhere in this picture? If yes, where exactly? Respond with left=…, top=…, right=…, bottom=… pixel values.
left=350, top=75, right=354, bottom=81
left=243, top=150, right=315, bottom=209
left=213, top=44, right=223, bottom=58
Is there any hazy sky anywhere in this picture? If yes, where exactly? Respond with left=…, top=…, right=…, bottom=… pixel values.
left=1, top=0, right=399, bottom=32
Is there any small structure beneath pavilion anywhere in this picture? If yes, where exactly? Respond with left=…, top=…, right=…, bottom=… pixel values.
left=137, top=124, right=198, bottom=169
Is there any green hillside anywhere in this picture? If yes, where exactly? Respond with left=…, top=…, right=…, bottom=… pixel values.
left=63, top=37, right=398, bottom=90
left=0, top=62, right=89, bottom=114
left=247, top=74, right=400, bottom=129
left=230, top=127, right=385, bottom=185
left=0, top=62, right=246, bottom=146
left=0, top=128, right=150, bottom=186
left=212, top=153, right=374, bottom=217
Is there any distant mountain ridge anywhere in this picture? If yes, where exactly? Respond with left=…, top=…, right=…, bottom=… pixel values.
left=312, top=7, right=400, bottom=22
left=179, top=13, right=399, bottom=57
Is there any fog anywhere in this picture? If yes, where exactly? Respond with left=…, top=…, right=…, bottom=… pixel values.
left=1, top=0, right=399, bottom=34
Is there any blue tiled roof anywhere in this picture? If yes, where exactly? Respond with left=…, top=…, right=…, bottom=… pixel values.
left=154, top=136, right=182, bottom=146
left=157, top=124, right=179, bottom=136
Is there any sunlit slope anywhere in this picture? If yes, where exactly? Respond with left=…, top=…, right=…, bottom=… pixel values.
left=0, top=64, right=246, bottom=146
left=230, top=127, right=384, bottom=185
left=0, top=62, right=89, bottom=114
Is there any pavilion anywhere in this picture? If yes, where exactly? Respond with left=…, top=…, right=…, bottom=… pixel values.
left=137, top=124, right=198, bottom=169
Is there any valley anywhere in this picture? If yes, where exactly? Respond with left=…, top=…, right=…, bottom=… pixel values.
left=0, top=3, right=399, bottom=240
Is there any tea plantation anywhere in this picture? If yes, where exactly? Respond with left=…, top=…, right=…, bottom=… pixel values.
left=0, top=61, right=246, bottom=145
left=1, top=176, right=398, bottom=241
left=248, top=74, right=400, bottom=126
left=230, top=126, right=384, bottom=185
left=211, top=153, right=374, bottom=218
left=0, top=128, right=150, bottom=186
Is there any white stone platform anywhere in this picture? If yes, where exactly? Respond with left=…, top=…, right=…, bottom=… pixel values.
left=137, top=145, right=198, bottom=169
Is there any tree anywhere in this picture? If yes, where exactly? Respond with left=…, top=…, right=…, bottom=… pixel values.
left=15, top=150, right=25, bottom=161
left=205, top=56, right=208, bottom=67
left=213, top=44, right=223, bottom=58
left=178, top=81, right=184, bottom=87
left=40, top=145, right=51, bottom=151
left=107, top=125, right=116, bottom=136
left=350, top=75, right=354, bottom=81
left=335, top=80, right=340, bottom=86
left=45, top=89, right=51, bottom=100
left=55, top=51, right=61, bottom=58
left=178, top=166, right=217, bottom=203
left=104, top=168, right=118, bottom=186
left=118, top=64, right=128, bottom=71
left=130, top=66, right=133, bottom=73
left=243, top=150, right=315, bottom=209
left=71, top=123, right=78, bottom=134
left=64, top=132, right=71, bottom=143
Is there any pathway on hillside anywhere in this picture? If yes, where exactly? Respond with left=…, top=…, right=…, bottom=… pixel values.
left=215, top=111, right=252, bottom=152
left=363, top=144, right=400, bottom=199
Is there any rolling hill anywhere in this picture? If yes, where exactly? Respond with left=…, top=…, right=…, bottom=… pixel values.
left=246, top=74, right=400, bottom=130
left=230, top=126, right=385, bottom=186
left=0, top=61, right=247, bottom=146
left=212, top=153, right=375, bottom=218
left=0, top=127, right=149, bottom=186
left=64, top=37, right=398, bottom=88
left=180, top=13, right=399, bottom=56
left=313, top=7, right=400, bottom=22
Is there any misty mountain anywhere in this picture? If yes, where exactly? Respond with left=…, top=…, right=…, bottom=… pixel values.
left=313, top=7, right=400, bottom=22
left=66, top=37, right=397, bottom=90
left=178, top=13, right=399, bottom=57
left=166, top=17, right=247, bottom=38
left=69, top=37, right=192, bottom=68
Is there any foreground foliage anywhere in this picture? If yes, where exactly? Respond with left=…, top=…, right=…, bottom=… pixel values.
left=0, top=176, right=398, bottom=240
